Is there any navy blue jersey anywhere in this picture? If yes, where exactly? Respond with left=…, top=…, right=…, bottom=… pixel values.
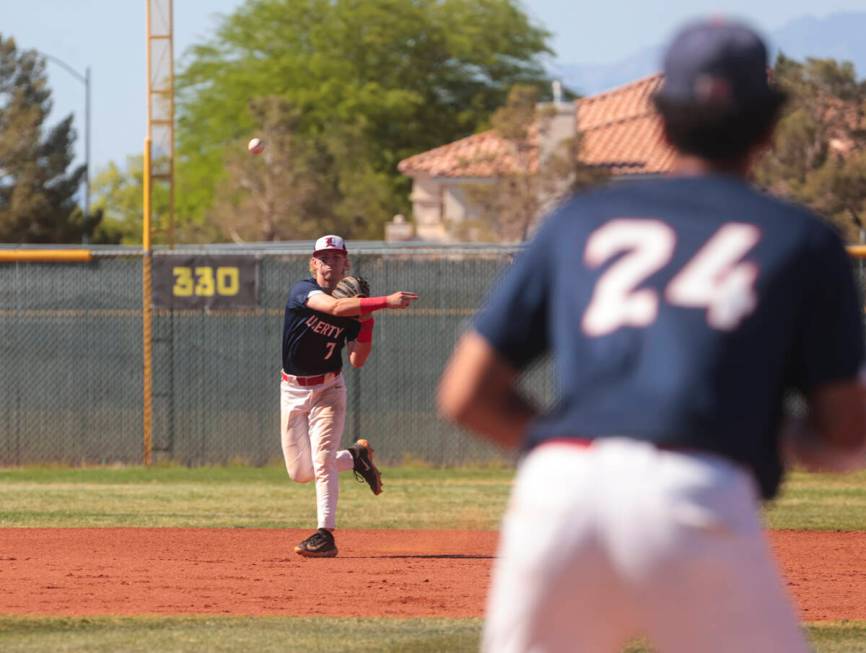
left=475, top=175, right=865, bottom=498
left=282, top=278, right=361, bottom=376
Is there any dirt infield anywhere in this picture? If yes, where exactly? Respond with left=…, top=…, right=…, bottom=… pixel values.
left=0, top=528, right=864, bottom=620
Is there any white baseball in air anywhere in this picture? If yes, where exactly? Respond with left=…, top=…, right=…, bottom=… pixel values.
left=248, top=137, right=265, bottom=155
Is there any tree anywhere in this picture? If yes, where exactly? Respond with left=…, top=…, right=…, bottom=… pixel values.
left=90, top=156, right=165, bottom=245
left=208, top=97, right=324, bottom=242
left=805, top=151, right=866, bottom=242
left=176, top=0, right=553, bottom=240
left=756, top=54, right=866, bottom=241
left=463, top=85, right=608, bottom=242
left=0, top=35, right=97, bottom=243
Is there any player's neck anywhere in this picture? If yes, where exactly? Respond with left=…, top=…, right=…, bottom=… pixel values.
left=670, top=153, right=752, bottom=179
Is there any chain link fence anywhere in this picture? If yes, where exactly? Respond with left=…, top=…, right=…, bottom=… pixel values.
left=0, top=244, right=548, bottom=467
left=0, top=251, right=144, bottom=465
left=1, top=244, right=863, bottom=467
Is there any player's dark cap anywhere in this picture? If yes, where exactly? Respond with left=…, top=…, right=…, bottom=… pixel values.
left=654, top=18, right=779, bottom=110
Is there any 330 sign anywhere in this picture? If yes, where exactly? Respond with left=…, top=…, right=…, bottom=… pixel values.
left=172, top=265, right=241, bottom=297
left=154, top=255, right=259, bottom=308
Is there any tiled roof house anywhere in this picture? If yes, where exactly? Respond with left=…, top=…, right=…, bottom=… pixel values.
left=397, top=74, right=676, bottom=241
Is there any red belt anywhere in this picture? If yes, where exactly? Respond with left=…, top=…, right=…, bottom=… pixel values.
left=280, top=370, right=338, bottom=386
left=544, top=437, right=594, bottom=449
left=542, top=437, right=691, bottom=453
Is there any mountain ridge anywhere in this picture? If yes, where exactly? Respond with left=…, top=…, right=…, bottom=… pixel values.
left=551, top=11, right=866, bottom=96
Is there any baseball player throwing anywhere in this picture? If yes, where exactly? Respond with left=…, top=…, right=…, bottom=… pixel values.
left=282, top=235, right=417, bottom=557
left=439, top=19, right=866, bottom=652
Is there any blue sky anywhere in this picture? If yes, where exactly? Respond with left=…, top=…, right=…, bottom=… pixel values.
left=3, top=0, right=865, bottom=174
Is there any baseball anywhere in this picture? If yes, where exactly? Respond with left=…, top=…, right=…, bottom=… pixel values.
left=248, top=137, right=265, bottom=155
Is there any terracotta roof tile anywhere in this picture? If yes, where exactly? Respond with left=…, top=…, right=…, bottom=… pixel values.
left=577, top=74, right=675, bottom=175
left=398, top=73, right=675, bottom=178
left=397, top=130, right=537, bottom=178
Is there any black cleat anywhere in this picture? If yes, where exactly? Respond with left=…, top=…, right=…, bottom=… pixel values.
left=294, top=528, right=338, bottom=558
left=348, top=438, right=383, bottom=495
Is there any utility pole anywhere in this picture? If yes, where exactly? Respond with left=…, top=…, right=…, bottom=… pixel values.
left=43, top=55, right=91, bottom=243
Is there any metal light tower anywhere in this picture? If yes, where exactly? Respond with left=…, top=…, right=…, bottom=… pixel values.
left=143, top=0, right=174, bottom=465
left=146, top=0, right=175, bottom=247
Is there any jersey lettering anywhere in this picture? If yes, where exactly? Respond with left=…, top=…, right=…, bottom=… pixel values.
left=582, top=219, right=761, bottom=336
left=323, top=342, right=337, bottom=360
left=284, top=278, right=360, bottom=376
left=582, top=220, right=675, bottom=336
left=666, top=223, right=760, bottom=330
left=304, top=315, right=345, bottom=339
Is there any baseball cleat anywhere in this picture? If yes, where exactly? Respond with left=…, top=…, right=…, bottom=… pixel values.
left=348, top=438, right=383, bottom=495
left=294, top=528, right=338, bottom=558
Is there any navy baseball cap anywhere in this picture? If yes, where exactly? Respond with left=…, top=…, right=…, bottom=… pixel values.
left=655, top=18, right=776, bottom=109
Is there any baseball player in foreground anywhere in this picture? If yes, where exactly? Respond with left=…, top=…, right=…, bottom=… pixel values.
left=282, top=235, right=418, bottom=557
left=439, top=19, right=866, bottom=653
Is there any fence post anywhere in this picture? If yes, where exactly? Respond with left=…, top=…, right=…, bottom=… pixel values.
left=142, top=137, right=153, bottom=466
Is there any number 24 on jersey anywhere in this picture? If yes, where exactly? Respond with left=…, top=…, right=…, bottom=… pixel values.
left=582, top=219, right=760, bottom=337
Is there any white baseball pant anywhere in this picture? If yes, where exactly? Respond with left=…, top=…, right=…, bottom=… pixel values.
left=483, top=438, right=810, bottom=653
left=280, top=372, right=355, bottom=529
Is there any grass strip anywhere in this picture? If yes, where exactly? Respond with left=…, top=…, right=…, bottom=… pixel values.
left=0, top=465, right=864, bottom=531
left=0, top=616, right=863, bottom=653
left=0, top=616, right=480, bottom=653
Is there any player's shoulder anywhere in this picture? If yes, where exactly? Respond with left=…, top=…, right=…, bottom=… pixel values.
left=748, top=186, right=849, bottom=256
left=287, top=278, right=326, bottom=309
left=557, top=175, right=829, bottom=230
left=547, top=177, right=679, bottom=221
left=531, top=183, right=617, bottom=230
left=290, top=277, right=322, bottom=294
left=746, top=183, right=827, bottom=225
left=555, top=179, right=628, bottom=211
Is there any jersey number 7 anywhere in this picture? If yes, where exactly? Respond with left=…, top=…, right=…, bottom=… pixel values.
left=582, top=219, right=760, bottom=337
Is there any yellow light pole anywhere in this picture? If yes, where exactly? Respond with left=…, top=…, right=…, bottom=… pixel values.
left=142, top=136, right=153, bottom=466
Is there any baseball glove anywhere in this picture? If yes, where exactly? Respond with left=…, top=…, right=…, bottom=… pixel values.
left=332, top=275, right=370, bottom=298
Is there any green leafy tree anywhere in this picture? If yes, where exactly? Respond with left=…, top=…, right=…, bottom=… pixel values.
left=90, top=156, right=169, bottom=245
left=757, top=54, right=866, bottom=241
left=176, top=0, right=552, bottom=240
left=464, top=85, right=608, bottom=242
left=0, top=35, right=100, bottom=243
left=208, top=97, right=325, bottom=242
left=796, top=149, right=866, bottom=242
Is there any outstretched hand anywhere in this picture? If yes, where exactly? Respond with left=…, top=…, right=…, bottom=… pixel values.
left=386, top=291, right=418, bottom=309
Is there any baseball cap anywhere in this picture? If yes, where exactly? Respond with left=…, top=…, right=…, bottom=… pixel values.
left=654, top=18, right=776, bottom=109
left=313, top=235, right=347, bottom=255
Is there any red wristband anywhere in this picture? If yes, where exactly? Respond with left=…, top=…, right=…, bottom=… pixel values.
left=359, top=296, right=388, bottom=314
left=357, top=318, right=375, bottom=343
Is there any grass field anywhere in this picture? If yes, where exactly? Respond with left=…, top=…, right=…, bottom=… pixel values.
left=1, top=616, right=864, bottom=653
left=1, top=464, right=865, bottom=530
left=0, top=464, right=512, bottom=529
left=765, top=469, right=866, bottom=530
left=1, top=464, right=865, bottom=652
